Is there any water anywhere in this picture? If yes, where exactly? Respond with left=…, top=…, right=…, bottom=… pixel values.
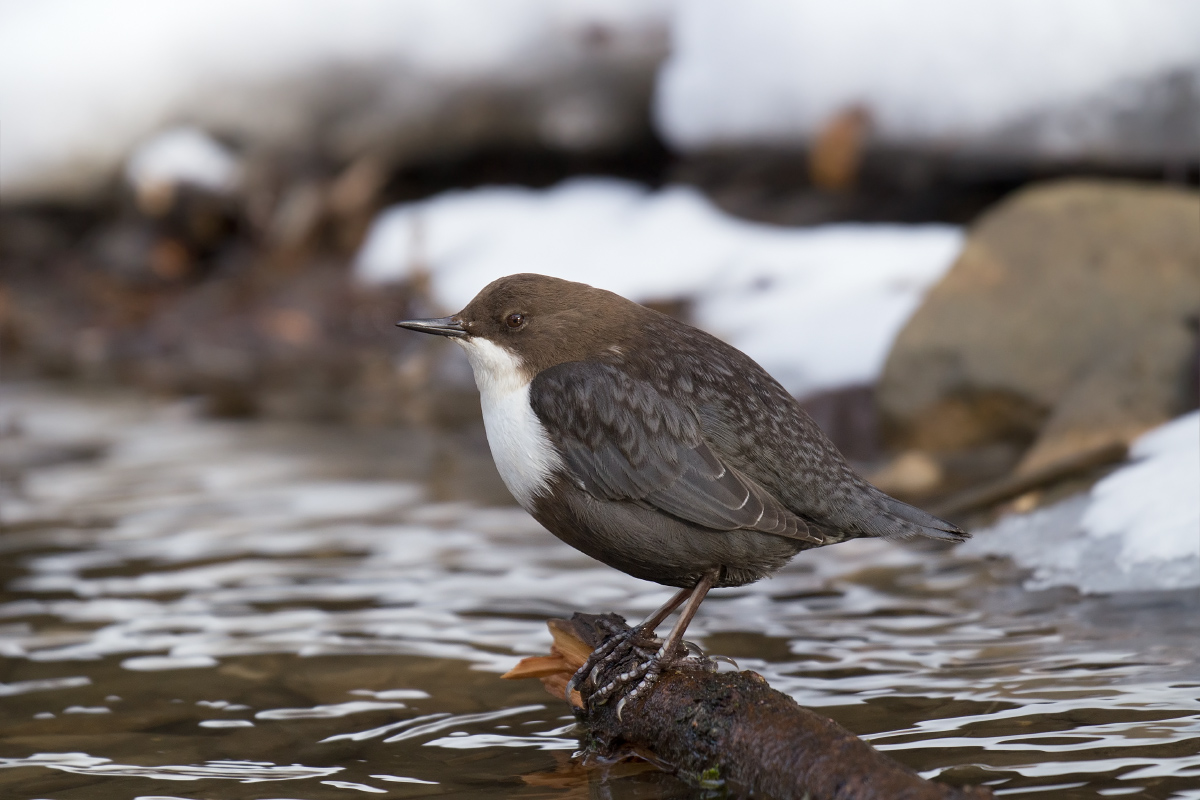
left=1, top=384, right=1197, bottom=799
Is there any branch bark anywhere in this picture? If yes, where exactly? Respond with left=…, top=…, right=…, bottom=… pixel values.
left=504, top=613, right=992, bottom=800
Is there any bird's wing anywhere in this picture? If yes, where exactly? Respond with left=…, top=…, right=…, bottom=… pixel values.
left=529, top=361, right=821, bottom=543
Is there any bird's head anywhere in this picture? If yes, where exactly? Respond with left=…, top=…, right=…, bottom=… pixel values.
left=396, top=273, right=649, bottom=389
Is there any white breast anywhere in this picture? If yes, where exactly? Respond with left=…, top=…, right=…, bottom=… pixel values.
left=456, top=338, right=564, bottom=511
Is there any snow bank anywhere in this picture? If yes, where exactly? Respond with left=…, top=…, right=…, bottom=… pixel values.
left=1082, top=413, right=1200, bottom=567
left=0, top=0, right=669, bottom=201
left=8, top=0, right=1198, bottom=204
left=356, top=179, right=962, bottom=397
left=657, top=0, right=1200, bottom=161
left=963, top=412, right=1200, bottom=593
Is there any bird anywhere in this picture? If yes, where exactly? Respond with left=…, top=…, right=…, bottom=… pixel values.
left=397, top=273, right=967, bottom=710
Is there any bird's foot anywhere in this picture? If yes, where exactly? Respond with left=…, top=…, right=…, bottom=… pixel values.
left=586, top=636, right=718, bottom=716
left=565, top=618, right=659, bottom=703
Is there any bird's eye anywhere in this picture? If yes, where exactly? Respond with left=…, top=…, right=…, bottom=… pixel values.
left=505, top=313, right=525, bottom=329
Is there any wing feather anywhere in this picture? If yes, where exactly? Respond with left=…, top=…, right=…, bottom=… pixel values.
left=530, top=362, right=821, bottom=544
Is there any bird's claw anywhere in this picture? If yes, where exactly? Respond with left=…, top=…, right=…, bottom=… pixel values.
left=572, top=620, right=723, bottom=717
left=709, top=653, right=739, bottom=670
left=569, top=622, right=656, bottom=704
left=619, top=660, right=663, bottom=713
left=590, top=658, right=652, bottom=706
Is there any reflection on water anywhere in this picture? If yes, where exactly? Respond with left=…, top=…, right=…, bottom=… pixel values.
left=1, top=385, right=1198, bottom=799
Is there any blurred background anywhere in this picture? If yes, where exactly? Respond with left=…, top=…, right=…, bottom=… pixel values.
left=1, top=2, right=1198, bottom=798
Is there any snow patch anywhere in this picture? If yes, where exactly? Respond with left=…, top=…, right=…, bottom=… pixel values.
left=0, top=0, right=670, bottom=201
left=356, top=179, right=962, bottom=397
left=1083, top=413, right=1200, bottom=566
left=125, top=127, right=241, bottom=195
left=656, top=0, right=1200, bottom=159
left=964, top=412, right=1200, bottom=593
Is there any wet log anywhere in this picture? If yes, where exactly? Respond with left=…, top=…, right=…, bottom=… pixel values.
left=504, top=613, right=992, bottom=800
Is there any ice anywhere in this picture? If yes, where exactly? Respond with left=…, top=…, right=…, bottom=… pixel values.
left=656, top=0, right=1200, bottom=159
left=963, top=412, right=1200, bottom=593
left=355, top=179, right=962, bottom=397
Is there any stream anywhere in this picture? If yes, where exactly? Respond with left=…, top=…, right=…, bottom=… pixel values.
left=1, top=384, right=1197, bottom=799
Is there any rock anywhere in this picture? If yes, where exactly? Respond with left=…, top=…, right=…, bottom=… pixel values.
left=797, top=384, right=881, bottom=464
left=878, top=179, right=1200, bottom=468
left=868, top=450, right=944, bottom=498
left=1017, top=320, right=1197, bottom=474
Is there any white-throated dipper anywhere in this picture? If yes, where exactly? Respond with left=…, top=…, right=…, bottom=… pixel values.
left=397, top=273, right=967, bottom=710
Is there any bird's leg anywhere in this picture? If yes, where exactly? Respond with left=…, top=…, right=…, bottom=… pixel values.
left=566, top=585, right=691, bottom=700
left=591, top=569, right=717, bottom=712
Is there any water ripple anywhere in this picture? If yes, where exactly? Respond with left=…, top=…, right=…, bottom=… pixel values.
left=1, top=386, right=1198, bottom=799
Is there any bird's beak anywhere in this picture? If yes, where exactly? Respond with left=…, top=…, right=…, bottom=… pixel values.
left=395, top=316, right=468, bottom=338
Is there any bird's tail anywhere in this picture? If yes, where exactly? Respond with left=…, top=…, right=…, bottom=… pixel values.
left=861, top=488, right=969, bottom=542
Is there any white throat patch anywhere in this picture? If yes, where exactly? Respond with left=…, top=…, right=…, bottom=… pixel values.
left=456, top=337, right=563, bottom=510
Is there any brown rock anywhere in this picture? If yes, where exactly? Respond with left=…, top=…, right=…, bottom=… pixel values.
left=868, top=450, right=945, bottom=498
left=1017, top=321, right=1196, bottom=474
left=878, top=179, right=1200, bottom=464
